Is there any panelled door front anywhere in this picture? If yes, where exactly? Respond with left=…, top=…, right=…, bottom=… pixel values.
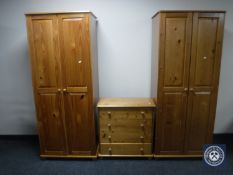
left=155, top=13, right=193, bottom=155
left=28, top=15, right=67, bottom=155
left=185, top=12, right=225, bottom=154
left=58, top=14, right=95, bottom=155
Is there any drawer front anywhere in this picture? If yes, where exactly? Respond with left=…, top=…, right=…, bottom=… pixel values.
left=99, top=143, right=152, bottom=156
left=99, top=109, right=153, bottom=143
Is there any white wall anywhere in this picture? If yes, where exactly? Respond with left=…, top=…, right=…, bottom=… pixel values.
left=0, top=0, right=232, bottom=134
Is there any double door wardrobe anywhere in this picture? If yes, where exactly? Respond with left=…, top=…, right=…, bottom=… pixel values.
left=151, top=11, right=225, bottom=157
left=26, top=12, right=98, bottom=158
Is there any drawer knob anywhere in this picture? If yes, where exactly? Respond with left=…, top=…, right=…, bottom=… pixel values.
left=141, top=111, right=145, bottom=118
left=140, top=123, right=144, bottom=128
left=108, top=148, right=112, bottom=154
left=140, top=148, right=144, bottom=154
left=108, top=135, right=112, bottom=142
left=107, top=123, right=111, bottom=130
left=140, top=136, right=144, bottom=142
left=107, top=112, right=111, bottom=119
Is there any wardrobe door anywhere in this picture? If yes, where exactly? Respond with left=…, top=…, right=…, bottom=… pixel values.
left=26, top=15, right=66, bottom=155
left=37, top=92, right=66, bottom=155
left=185, top=12, right=225, bottom=154
left=58, top=14, right=96, bottom=155
left=155, top=13, right=192, bottom=155
left=64, top=93, right=93, bottom=155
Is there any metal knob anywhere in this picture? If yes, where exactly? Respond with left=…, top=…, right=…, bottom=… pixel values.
left=63, top=88, right=67, bottom=92
left=184, top=88, right=188, bottom=91
left=190, top=88, right=194, bottom=91
left=78, top=60, right=82, bottom=64
left=203, top=56, right=207, bottom=60
left=57, top=89, right=61, bottom=92
left=140, top=123, right=144, bottom=128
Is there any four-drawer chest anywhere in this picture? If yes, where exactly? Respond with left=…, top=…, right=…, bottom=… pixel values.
left=97, top=98, right=156, bottom=157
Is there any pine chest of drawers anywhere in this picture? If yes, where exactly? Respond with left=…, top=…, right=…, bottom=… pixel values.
left=97, top=98, right=156, bottom=157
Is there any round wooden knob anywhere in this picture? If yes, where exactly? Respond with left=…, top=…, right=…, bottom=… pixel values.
left=108, top=148, right=112, bottom=154
left=108, top=135, right=112, bottom=140
left=140, top=148, right=144, bottom=154
left=140, top=136, right=144, bottom=142
left=107, top=112, right=111, bottom=119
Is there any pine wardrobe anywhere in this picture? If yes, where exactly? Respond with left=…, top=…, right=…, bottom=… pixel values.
left=151, top=11, right=225, bottom=157
left=25, top=12, right=98, bottom=158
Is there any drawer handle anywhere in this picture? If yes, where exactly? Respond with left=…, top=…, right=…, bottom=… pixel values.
left=108, top=135, right=112, bottom=142
left=108, top=148, right=112, bottom=154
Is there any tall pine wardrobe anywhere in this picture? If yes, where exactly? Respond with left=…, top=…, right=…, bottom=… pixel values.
left=25, top=12, right=98, bottom=158
left=151, top=11, right=225, bottom=157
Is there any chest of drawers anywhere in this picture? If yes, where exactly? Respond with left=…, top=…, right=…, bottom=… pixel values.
left=97, top=98, right=156, bottom=157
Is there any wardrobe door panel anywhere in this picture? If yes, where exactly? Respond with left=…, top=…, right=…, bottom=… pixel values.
left=158, top=92, right=187, bottom=154
left=27, top=15, right=66, bottom=156
left=30, top=16, right=61, bottom=88
left=185, top=92, right=211, bottom=153
left=155, top=12, right=192, bottom=155
left=37, top=92, right=66, bottom=155
left=64, top=93, right=93, bottom=155
left=58, top=14, right=90, bottom=88
left=193, top=17, right=218, bottom=86
left=164, top=18, right=187, bottom=87
left=185, top=12, right=225, bottom=154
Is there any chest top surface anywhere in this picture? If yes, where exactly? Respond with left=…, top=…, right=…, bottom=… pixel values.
left=97, top=98, right=156, bottom=108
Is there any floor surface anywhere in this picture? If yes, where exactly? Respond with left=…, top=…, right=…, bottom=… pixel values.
left=0, top=135, right=232, bottom=175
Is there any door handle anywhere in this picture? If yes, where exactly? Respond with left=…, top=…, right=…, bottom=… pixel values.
left=189, top=88, right=194, bottom=91
left=63, top=88, right=67, bottom=92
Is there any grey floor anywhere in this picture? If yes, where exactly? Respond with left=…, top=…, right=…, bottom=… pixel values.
left=0, top=135, right=232, bottom=175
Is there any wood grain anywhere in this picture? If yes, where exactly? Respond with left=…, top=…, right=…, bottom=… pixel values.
left=99, top=110, right=153, bottom=143
left=97, top=98, right=155, bottom=157
left=100, top=143, right=152, bottom=156
left=26, top=12, right=98, bottom=158
left=97, top=98, right=156, bottom=108
left=151, top=11, right=225, bottom=157
left=184, top=12, right=225, bottom=155
left=154, top=12, right=192, bottom=155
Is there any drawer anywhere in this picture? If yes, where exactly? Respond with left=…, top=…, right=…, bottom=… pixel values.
left=99, top=143, right=152, bottom=156
left=99, top=109, right=153, bottom=143
left=100, top=125, right=152, bottom=143
left=99, top=109, right=153, bottom=121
